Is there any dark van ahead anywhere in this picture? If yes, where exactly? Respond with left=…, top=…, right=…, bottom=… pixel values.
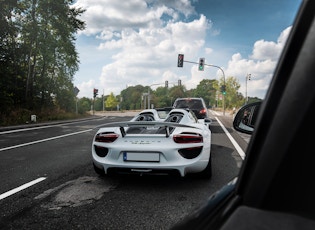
left=173, top=97, right=209, bottom=119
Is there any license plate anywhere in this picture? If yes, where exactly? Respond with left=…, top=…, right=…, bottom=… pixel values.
left=123, top=152, right=160, bottom=162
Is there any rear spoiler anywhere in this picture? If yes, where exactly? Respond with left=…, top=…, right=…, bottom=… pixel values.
left=94, top=121, right=202, bottom=137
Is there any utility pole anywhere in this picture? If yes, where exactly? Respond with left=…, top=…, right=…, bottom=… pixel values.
left=102, top=89, right=104, bottom=112
left=207, top=64, right=226, bottom=115
left=245, top=74, right=251, bottom=104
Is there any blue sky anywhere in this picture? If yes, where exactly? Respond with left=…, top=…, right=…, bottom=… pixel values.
left=194, top=0, right=300, bottom=53
left=73, top=0, right=301, bottom=100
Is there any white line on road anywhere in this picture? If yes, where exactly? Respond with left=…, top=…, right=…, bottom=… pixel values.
left=0, top=125, right=61, bottom=135
left=0, top=177, right=47, bottom=200
left=215, top=117, right=246, bottom=160
left=0, top=118, right=101, bottom=135
left=0, top=129, right=93, bottom=152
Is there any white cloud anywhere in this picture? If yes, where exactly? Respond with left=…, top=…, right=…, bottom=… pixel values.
left=74, top=0, right=292, bottom=101
left=74, top=0, right=196, bottom=35
left=77, top=79, right=96, bottom=98
left=95, top=14, right=211, bottom=95
left=205, top=47, right=213, bottom=54
left=225, top=26, right=292, bottom=99
left=250, top=26, right=291, bottom=61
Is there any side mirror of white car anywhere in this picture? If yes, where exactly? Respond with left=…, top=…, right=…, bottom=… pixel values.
left=204, top=118, right=212, bottom=124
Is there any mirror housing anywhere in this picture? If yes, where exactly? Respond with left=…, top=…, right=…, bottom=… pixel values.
left=233, top=101, right=262, bottom=135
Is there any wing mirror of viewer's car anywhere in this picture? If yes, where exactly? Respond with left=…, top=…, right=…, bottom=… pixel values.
left=233, top=101, right=262, bottom=135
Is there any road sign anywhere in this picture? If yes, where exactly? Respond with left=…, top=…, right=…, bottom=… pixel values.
left=74, top=87, right=80, bottom=96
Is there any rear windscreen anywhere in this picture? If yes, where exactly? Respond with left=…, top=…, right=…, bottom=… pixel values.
left=174, top=100, right=202, bottom=109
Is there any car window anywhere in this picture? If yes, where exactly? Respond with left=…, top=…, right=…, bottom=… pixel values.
left=174, top=99, right=203, bottom=109
left=157, top=111, right=169, bottom=119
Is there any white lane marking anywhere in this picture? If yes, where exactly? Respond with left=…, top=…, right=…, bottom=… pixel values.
left=0, top=118, right=103, bottom=135
left=0, top=125, right=61, bottom=135
left=0, top=129, right=93, bottom=152
left=0, top=177, right=46, bottom=200
left=215, top=117, right=246, bottom=160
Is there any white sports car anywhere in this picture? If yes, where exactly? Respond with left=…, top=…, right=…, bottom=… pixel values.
left=92, top=108, right=212, bottom=178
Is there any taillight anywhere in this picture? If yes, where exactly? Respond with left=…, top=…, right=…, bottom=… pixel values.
left=95, top=132, right=119, bottom=143
left=200, top=108, right=207, bottom=115
left=173, top=133, right=203, bottom=143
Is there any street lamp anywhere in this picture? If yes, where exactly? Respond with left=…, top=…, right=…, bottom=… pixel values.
left=245, top=74, right=251, bottom=104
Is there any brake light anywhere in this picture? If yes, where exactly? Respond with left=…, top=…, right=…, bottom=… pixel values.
left=200, top=108, right=207, bottom=114
left=95, top=132, right=119, bottom=143
left=173, top=133, right=203, bottom=143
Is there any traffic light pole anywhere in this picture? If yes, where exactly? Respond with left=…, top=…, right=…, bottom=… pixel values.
left=205, top=63, right=226, bottom=116
left=181, top=60, right=226, bottom=115
left=245, top=73, right=251, bottom=105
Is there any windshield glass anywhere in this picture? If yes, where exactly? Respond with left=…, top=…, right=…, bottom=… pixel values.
left=174, top=99, right=202, bottom=109
left=0, top=0, right=302, bottom=229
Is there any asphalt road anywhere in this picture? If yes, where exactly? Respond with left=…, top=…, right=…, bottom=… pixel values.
left=0, top=110, right=249, bottom=229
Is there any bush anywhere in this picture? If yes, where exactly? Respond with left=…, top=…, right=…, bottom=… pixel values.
left=0, top=108, right=90, bottom=127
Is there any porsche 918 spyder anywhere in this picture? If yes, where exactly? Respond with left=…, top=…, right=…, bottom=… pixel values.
left=92, top=109, right=212, bottom=178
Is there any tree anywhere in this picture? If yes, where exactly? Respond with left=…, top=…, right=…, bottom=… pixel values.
left=105, top=92, right=118, bottom=111
left=94, top=97, right=104, bottom=111
left=0, top=0, right=85, bottom=113
left=153, top=86, right=170, bottom=107
left=169, top=85, right=187, bottom=101
left=77, top=97, right=91, bottom=114
left=215, top=76, right=242, bottom=109
left=193, top=79, right=217, bottom=107
left=120, top=85, right=145, bottom=110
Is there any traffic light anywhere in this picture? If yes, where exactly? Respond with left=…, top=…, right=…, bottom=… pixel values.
left=93, top=88, right=98, bottom=98
left=177, top=54, right=184, bottom=67
left=198, top=58, right=205, bottom=71
left=221, top=85, right=226, bottom=95
left=165, top=80, right=168, bottom=88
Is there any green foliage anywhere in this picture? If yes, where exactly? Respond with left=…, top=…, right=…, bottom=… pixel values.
left=105, top=92, right=118, bottom=110
left=193, top=79, right=217, bottom=107
left=247, top=97, right=262, bottom=104
left=94, top=97, right=104, bottom=111
left=78, top=97, right=91, bottom=114
left=120, top=85, right=145, bottom=110
left=0, top=107, right=89, bottom=126
left=153, top=87, right=171, bottom=107
left=0, top=0, right=85, bottom=113
left=116, top=76, right=251, bottom=111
